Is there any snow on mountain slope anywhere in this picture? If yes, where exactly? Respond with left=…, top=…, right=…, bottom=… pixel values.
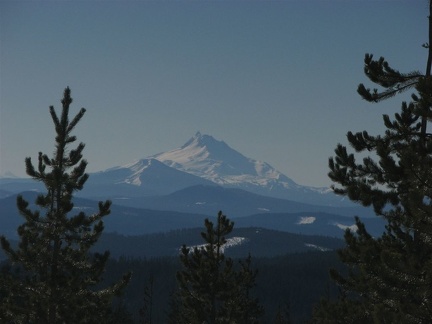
left=152, top=132, right=339, bottom=205
left=85, top=158, right=215, bottom=196
left=120, top=159, right=168, bottom=186
left=153, top=132, right=291, bottom=184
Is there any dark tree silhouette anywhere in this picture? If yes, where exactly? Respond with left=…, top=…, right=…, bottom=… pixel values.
left=314, top=4, right=432, bottom=323
left=0, top=87, right=130, bottom=323
left=170, top=211, right=263, bottom=323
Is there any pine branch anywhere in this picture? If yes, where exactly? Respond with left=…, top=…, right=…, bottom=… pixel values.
left=67, top=108, right=86, bottom=134
left=357, top=54, right=422, bottom=102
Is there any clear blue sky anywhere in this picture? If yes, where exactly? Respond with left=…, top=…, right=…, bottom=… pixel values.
left=0, top=1, right=427, bottom=187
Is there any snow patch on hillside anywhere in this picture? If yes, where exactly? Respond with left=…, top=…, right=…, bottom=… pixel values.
left=183, top=237, right=248, bottom=254
left=297, top=216, right=316, bottom=225
left=305, top=243, right=331, bottom=252
left=335, top=223, right=358, bottom=232
left=72, top=206, right=93, bottom=211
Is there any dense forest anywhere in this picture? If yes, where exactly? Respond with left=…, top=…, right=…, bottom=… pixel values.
left=0, top=247, right=343, bottom=322
left=103, top=250, right=344, bottom=323
left=1, top=225, right=345, bottom=322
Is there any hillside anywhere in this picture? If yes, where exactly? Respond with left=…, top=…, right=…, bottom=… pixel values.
left=93, top=227, right=345, bottom=259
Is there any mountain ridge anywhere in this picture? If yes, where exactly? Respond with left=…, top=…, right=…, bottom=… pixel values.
left=0, top=192, right=383, bottom=240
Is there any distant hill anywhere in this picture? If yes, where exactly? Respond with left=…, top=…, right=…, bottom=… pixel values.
left=0, top=192, right=385, bottom=241
left=0, top=192, right=209, bottom=239
left=235, top=211, right=386, bottom=238
left=111, top=184, right=375, bottom=218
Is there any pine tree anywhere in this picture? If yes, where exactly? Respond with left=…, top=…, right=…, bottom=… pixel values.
left=170, top=211, right=263, bottom=324
left=313, top=4, right=432, bottom=323
left=0, top=87, right=130, bottom=323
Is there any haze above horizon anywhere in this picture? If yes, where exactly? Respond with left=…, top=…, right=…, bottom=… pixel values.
left=0, top=1, right=426, bottom=187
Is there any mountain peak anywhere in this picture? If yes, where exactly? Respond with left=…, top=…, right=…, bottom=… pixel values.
left=152, top=133, right=299, bottom=192
left=181, top=132, right=226, bottom=151
left=154, top=133, right=251, bottom=177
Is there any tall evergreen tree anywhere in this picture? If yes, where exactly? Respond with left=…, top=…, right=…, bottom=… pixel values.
left=170, top=211, right=263, bottom=324
left=0, top=87, right=130, bottom=323
left=313, top=4, right=432, bottom=323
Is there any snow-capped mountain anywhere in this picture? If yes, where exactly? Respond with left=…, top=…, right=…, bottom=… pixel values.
left=152, top=132, right=297, bottom=186
left=0, top=132, right=350, bottom=207
left=151, top=132, right=341, bottom=206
